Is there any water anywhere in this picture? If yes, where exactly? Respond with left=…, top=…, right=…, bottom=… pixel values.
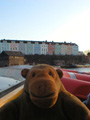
left=5, top=65, right=90, bottom=73
left=0, top=65, right=33, bottom=80
left=0, top=65, right=90, bottom=93
left=68, top=68, right=90, bottom=73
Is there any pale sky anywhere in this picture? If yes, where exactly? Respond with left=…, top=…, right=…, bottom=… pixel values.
left=0, top=0, right=90, bottom=52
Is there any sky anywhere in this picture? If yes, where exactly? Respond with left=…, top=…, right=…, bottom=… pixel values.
left=0, top=0, right=90, bottom=52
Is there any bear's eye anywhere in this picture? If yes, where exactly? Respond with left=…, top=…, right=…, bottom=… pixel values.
left=32, top=73, right=36, bottom=77
left=49, top=71, right=53, bottom=76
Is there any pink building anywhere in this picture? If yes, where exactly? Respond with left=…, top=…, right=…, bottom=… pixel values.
left=48, top=43, right=54, bottom=55
left=10, top=41, right=18, bottom=51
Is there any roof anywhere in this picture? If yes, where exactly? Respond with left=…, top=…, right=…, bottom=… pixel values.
left=0, top=39, right=78, bottom=46
left=1, top=51, right=24, bottom=56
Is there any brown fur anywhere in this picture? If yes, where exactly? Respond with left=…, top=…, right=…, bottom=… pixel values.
left=0, top=64, right=90, bottom=120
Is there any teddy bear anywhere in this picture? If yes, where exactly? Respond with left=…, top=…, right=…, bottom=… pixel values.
left=0, top=64, right=90, bottom=120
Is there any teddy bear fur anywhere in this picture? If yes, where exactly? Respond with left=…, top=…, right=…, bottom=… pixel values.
left=0, top=64, right=90, bottom=120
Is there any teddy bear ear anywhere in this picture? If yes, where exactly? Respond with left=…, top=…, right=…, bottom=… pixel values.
left=21, top=69, right=29, bottom=78
left=56, top=69, right=63, bottom=78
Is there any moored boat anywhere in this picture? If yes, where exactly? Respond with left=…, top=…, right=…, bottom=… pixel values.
left=60, top=68, right=90, bottom=109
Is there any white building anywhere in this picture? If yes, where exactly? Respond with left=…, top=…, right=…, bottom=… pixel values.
left=61, top=44, right=67, bottom=55
left=72, top=44, right=79, bottom=55
left=41, top=42, right=48, bottom=55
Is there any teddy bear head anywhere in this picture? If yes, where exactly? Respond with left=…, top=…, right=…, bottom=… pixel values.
left=21, top=64, right=64, bottom=109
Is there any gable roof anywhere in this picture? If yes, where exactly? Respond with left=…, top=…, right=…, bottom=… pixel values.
left=1, top=51, right=24, bottom=56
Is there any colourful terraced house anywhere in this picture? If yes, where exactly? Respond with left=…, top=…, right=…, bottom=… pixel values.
left=0, top=39, right=79, bottom=55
